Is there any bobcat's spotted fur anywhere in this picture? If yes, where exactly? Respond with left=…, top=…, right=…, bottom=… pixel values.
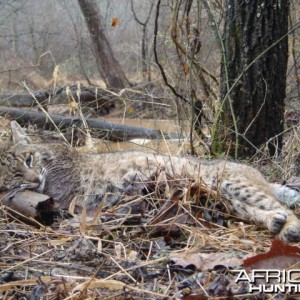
left=1, top=121, right=300, bottom=242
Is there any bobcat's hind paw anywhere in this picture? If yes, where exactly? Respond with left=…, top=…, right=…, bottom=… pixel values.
left=279, top=219, right=300, bottom=243
left=268, top=212, right=287, bottom=234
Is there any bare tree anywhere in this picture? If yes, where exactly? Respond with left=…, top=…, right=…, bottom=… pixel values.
left=78, top=0, right=130, bottom=90
left=130, top=0, right=154, bottom=81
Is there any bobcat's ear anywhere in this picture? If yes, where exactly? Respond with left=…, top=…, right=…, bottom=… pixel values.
left=10, top=121, right=32, bottom=145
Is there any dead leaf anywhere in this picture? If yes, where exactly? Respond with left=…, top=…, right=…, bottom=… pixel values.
left=207, top=273, right=232, bottom=297
left=148, top=190, right=182, bottom=225
left=50, top=237, right=73, bottom=246
left=170, top=251, right=242, bottom=271
left=111, top=17, right=119, bottom=27
left=66, top=237, right=98, bottom=261
left=244, top=239, right=300, bottom=270
left=127, top=250, right=138, bottom=261
left=170, top=252, right=203, bottom=270
left=183, top=63, right=190, bottom=75
left=73, top=279, right=125, bottom=293
left=0, top=277, right=52, bottom=292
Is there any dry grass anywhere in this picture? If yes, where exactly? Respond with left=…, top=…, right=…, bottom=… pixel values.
left=281, top=125, right=300, bottom=179
left=0, top=175, right=275, bottom=299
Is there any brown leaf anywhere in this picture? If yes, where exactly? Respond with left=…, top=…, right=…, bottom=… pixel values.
left=148, top=189, right=182, bottom=225
left=111, top=17, right=119, bottom=27
left=183, top=63, right=190, bottom=75
left=244, top=239, right=300, bottom=270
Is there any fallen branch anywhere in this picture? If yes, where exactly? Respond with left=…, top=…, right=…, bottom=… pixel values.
left=0, top=107, right=182, bottom=141
left=0, top=86, right=167, bottom=116
left=0, top=190, right=58, bottom=226
left=0, top=88, right=114, bottom=115
left=0, top=93, right=37, bottom=107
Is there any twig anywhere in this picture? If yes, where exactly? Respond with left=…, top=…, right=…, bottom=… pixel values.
left=153, top=0, right=189, bottom=103
left=22, top=82, right=70, bottom=145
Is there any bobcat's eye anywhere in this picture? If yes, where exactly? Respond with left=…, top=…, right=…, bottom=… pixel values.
left=13, top=173, right=23, bottom=178
left=24, top=154, right=33, bottom=168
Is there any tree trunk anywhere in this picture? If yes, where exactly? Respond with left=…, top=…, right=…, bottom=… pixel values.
left=213, top=0, right=289, bottom=158
left=78, top=0, right=130, bottom=90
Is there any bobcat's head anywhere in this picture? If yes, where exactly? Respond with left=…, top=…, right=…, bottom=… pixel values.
left=0, top=121, right=53, bottom=194
left=0, top=121, right=79, bottom=207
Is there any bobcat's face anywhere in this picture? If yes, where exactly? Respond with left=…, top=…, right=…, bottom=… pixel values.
left=0, top=122, right=80, bottom=207
left=0, top=143, right=46, bottom=193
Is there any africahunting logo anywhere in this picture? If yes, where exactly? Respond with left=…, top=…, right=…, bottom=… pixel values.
left=235, top=269, right=300, bottom=293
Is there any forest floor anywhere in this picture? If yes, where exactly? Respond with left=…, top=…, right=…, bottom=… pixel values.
left=1, top=173, right=290, bottom=299
left=0, top=103, right=299, bottom=299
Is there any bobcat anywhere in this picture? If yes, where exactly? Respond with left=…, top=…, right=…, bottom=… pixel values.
left=0, top=121, right=300, bottom=242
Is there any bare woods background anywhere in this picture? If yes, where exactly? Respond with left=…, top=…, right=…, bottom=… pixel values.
left=0, top=0, right=299, bottom=160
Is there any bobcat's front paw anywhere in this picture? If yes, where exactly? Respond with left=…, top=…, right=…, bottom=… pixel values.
left=268, top=212, right=287, bottom=234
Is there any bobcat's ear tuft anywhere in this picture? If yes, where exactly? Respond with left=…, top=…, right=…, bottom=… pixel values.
left=10, top=121, right=32, bottom=145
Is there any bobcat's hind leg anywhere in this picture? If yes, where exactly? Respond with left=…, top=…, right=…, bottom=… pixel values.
left=220, top=179, right=300, bottom=241
left=233, top=204, right=287, bottom=233
left=232, top=202, right=300, bottom=242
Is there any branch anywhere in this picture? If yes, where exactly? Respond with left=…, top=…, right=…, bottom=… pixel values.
left=0, top=107, right=182, bottom=141
left=153, top=0, right=189, bottom=103
left=130, top=0, right=154, bottom=26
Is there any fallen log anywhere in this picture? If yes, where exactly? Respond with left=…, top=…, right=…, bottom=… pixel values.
left=0, top=190, right=73, bottom=226
left=0, top=86, right=166, bottom=116
left=0, top=107, right=182, bottom=141
left=0, top=93, right=36, bottom=107
left=0, top=190, right=58, bottom=226
left=0, top=87, right=114, bottom=115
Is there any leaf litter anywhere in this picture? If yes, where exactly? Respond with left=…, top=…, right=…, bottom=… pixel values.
left=1, top=170, right=300, bottom=299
